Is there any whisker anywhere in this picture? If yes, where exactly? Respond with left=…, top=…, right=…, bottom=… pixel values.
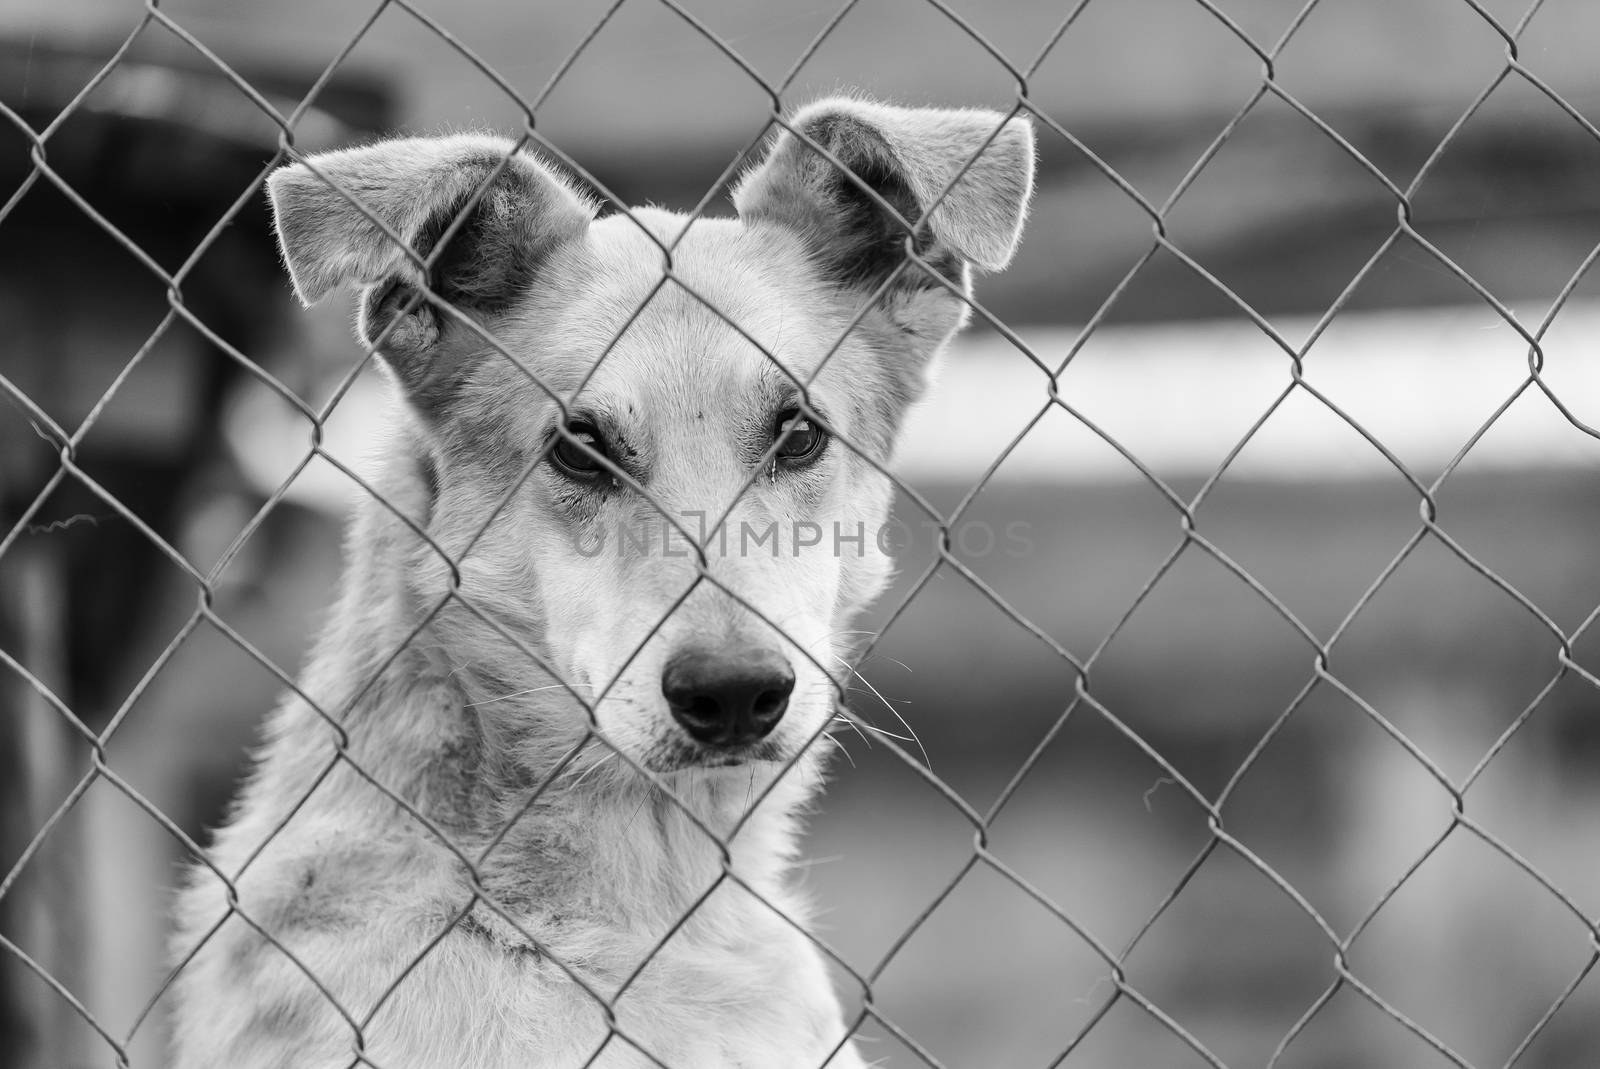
left=793, top=854, right=844, bottom=868
left=623, top=785, right=655, bottom=835
left=831, top=714, right=873, bottom=750
left=851, top=721, right=917, bottom=744
left=817, top=731, right=857, bottom=769
left=831, top=654, right=931, bottom=770
left=465, top=683, right=594, bottom=708
left=816, top=628, right=880, bottom=658
left=566, top=751, right=620, bottom=791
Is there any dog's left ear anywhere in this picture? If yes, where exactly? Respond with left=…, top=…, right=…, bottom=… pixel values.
left=266, top=135, right=594, bottom=418
left=733, top=97, right=1035, bottom=344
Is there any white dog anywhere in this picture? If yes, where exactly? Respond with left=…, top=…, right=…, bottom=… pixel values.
left=169, top=96, right=1034, bottom=1068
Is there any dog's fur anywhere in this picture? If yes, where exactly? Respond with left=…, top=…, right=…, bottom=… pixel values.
left=169, top=98, right=1034, bottom=1069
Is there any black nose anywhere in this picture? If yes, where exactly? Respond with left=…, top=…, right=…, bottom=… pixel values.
left=662, top=648, right=795, bottom=747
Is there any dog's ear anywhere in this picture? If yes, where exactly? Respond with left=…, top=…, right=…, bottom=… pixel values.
left=733, top=97, right=1034, bottom=340
left=267, top=135, right=594, bottom=408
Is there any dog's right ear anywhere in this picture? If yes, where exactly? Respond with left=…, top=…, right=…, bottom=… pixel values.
left=267, top=135, right=594, bottom=407
left=733, top=98, right=1034, bottom=347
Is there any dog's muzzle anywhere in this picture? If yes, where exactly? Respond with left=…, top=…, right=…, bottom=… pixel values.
left=661, top=646, right=794, bottom=748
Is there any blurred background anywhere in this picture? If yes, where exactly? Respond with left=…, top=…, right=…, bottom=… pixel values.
left=2, top=1, right=1599, bottom=1067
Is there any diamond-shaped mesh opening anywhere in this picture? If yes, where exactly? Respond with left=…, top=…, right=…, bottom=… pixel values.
left=983, top=724, right=1222, bottom=1015
left=1274, top=978, right=1473, bottom=1068
left=867, top=862, right=1116, bottom=1066
left=787, top=0, right=1026, bottom=109
left=1125, top=843, right=1337, bottom=1066
left=1406, top=75, right=1600, bottom=307
left=1207, top=679, right=1384, bottom=929
left=1187, top=470, right=1427, bottom=632
left=1156, top=91, right=1407, bottom=320
left=1046, top=312, right=1288, bottom=484
left=1515, top=0, right=1600, bottom=102
left=1272, top=0, right=1512, bottom=173
left=5, top=1, right=1600, bottom=1066
left=1026, top=0, right=1268, bottom=193
left=1348, top=827, right=1596, bottom=1066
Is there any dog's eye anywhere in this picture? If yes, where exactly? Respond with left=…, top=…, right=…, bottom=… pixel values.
left=773, top=408, right=828, bottom=467
left=550, top=422, right=610, bottom=480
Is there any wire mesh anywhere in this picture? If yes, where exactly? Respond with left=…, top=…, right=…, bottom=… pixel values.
left=1, top=0, right=1599, bottom=1066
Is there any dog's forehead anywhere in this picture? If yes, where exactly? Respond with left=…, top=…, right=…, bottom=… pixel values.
left=523, top=210, right=842, bottom=404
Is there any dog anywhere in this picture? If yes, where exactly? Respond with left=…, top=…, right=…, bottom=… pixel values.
left=168, top=96, right=1034, bottom=1069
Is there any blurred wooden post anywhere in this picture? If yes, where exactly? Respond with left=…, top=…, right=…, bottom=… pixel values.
left=0, top=37, right=393, bottom=1067
left=0, top=579, right=38, bottom=1069
left=0, top=537, right=90, bottom=1068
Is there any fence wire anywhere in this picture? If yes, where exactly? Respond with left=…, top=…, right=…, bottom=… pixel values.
left=2, top=0, right=1599, bottom=1067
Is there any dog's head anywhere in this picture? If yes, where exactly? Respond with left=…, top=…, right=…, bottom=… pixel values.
left=268, top=98, right=1033, bottom=780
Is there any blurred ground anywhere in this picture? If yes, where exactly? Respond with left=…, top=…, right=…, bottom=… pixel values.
left=807, top=464, right=1600, bottom=1068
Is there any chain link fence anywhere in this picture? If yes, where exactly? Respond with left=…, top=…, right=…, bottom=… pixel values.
left=3, top=0, right=1600, bottom=1066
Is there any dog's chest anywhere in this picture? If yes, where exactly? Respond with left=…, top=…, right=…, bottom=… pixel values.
left=370, top=920, right=862, bottom=1069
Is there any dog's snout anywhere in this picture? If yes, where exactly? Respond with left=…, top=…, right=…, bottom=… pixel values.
left=662, top=648, right=795, bottom=747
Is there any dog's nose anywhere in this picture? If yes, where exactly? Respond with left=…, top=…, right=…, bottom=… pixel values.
left=662, top=648, right=795, bottom=747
